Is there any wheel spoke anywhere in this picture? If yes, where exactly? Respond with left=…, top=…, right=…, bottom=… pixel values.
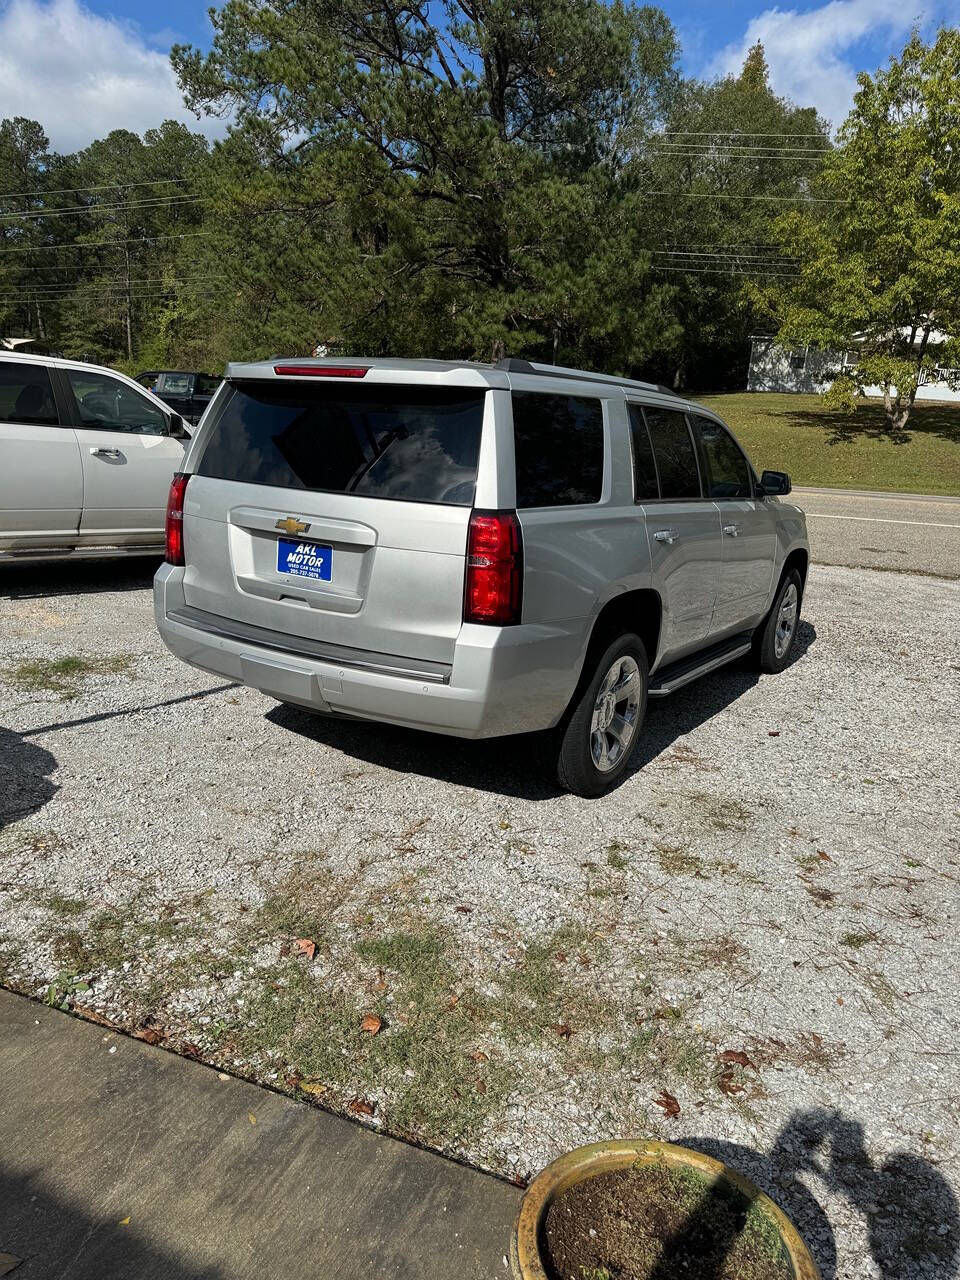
left=611, top=668, right=640, bottom=698
left=609, top=713, right=633, bottom=746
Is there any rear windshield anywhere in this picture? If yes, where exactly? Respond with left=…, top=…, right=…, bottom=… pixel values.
left=195, top=381, right=485, bottom=506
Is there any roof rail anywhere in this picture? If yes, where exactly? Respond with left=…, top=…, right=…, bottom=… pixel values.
left=494, top=357, right=680, bottom=396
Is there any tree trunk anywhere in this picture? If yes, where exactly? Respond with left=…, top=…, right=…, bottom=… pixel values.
left=34, top=299, right=45, bottom=341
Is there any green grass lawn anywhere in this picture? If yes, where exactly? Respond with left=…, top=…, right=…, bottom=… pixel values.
left=694, top=392, right=960, bottom=496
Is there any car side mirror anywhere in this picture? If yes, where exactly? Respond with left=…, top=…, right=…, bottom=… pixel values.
left=167, top=412, right=189, bottom=440
left=759, top=469, right=791, bottom=496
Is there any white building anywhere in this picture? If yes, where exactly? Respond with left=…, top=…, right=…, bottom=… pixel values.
left=747, top=334, right=960, bottom=403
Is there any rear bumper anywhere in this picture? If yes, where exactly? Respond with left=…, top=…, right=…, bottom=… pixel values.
left=154, top=564, right=585, bottom=738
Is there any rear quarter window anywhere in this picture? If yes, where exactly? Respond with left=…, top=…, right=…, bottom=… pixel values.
left=194, top=381, right=485, bottom=506
left=512, top=391, right=603, bottom=507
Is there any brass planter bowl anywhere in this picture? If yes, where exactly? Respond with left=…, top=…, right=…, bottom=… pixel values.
left=510, top=1139, right=821, bottom=1280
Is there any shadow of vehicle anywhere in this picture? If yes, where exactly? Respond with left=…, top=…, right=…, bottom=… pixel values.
left=0, top=727, right=58, bottom=831
left=0, top=556, right=162, bottom=600
left=267, top=621, right=817, bottom=800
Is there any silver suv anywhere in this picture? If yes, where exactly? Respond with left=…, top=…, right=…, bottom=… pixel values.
left=155, top=358, right=808, bottom=796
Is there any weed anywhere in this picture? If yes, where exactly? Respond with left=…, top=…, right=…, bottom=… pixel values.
left=4, top=654, right=136, bottom=699
left=40, top=892, right=89, bottom=918
left=606, top=842, right=629, bottom=871
left=44, top=972, right=91, bottom=1010
left=839, top=931, right=876, bottom=949
left=656, top=843, right=705, bottom=877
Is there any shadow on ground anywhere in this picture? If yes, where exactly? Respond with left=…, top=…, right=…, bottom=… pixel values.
left=0, top=727, right=58, bottom=831
left=268, top=621, right=817, bottom=800
left=679, top=1108, right=959, bottom=1280
left=773, top=400, right=960, bottom=447
left=0, top=1166, right=226, bottom=1280
left=0, top=556, right=161, bottom=600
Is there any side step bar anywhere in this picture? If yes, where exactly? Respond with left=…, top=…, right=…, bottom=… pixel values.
left=0, top=544, right=163, bottom=564
left=648, top=633, right=753, bottom=698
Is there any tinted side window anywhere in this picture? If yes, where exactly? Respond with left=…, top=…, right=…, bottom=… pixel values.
left=512, top=392, right=603, bottom=508
left=66, top=370, right=169, bottom=436
left=196, top=375, right=220, bottom=397
left=627, top=404, right=659, bottom=500
left=159, top=373, right=193, bottom=396
left=642, top=406, right=700, bottom=499
left=693, top=415, right=752, bottom=499
left=0, top=362, right=59, bottom=426
left=196, top=382, right=485, bottom=506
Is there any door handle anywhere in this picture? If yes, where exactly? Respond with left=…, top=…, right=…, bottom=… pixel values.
left=723, top=524, right=741, bottom=537
left=653, top=528, right=679, bottom=544
left=90, top=447, right=123, bottom=459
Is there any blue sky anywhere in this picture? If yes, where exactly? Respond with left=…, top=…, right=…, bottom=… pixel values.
left=1, top=0, right=958, bottom=151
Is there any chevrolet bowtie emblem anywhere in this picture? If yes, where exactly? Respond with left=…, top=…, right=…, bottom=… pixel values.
left=275, top=516, right=310, bottom=536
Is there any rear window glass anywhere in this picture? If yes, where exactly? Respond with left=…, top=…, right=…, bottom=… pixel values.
left=627, top=404, right=659, bottom=500
left=159, top=373, right=193, bottom=396
left=642, top=406, right=701, bottom=500
left=0, top=361, right=58, bottom=426
left=512, top=391, right=603, bottom=507
left=195, top=381, right=485, bottom=506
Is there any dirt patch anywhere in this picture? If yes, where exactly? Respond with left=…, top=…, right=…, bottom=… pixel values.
left=542, top=1161, right=791, bottom=1280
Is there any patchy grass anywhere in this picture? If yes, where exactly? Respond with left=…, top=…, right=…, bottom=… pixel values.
left=50, top=898, right=205, bottom=977
left=655, top=843, right=706, bottom=877
left=694, top=392, right=960, bottom=495
left=4, top=653, right=136, bottom=699
left=839, top=930, right=878, bottom=950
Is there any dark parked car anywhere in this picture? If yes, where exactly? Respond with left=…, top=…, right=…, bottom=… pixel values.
left=135, top=370, right=221, bottom=425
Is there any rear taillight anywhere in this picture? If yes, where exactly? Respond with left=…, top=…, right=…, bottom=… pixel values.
left=165, top=472, right=189, bottom=566
left=464, top=510, right=523, bottom=625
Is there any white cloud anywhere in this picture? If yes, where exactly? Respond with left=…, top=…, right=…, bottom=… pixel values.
left=0, top=0, right=225, bottom=153
left=708, top=0, right=946, bottom=130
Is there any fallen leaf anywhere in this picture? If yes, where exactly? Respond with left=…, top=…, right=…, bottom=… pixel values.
left=810, top=1032, right=823, bottom=1047
left=475, top=1079, right=487, bottom=1094
left=455, top=905, right=472, bottom=914
left=551, top=1023, right=575, bottom=1039
left=360, top=1014, right=382, bottom=1035
left=817, top=850, right=833, bottom=862
left=372, top=969, right=388, bottom=992
left=445, top=994, right=460, bottom=1010
left=73, top=1005, right=115, bottom=1028
left=217, top=1072, right=230, bottom=1081
left=554, top=951, right=567, bottom=963
left=248, top=1113, right=257, bottom=1125
left=718, top=1049, right=756, bottom=1070
left=349, top=1096, right=376, bottom=1116
left=718, top=1070, right=746, bottom=1096
left=300, top=1081, right=327, bottom=1097
left=278, top=941, right=291, bottom=958
left=181, top=1043, right=201, bottom=1059
left=768, top=730, right=781, bottom=737
left=135, top=1028, right=164, bottom=1046
left=285, top=1071, right=302, bottom=1089
left=837, top=997, right=844, bottom=1006
left=470, top=1050, right=489, bottom=1063
left=0, top=1256, right=22, bottom=1277
left=654, top=1089, right=681, bottom=1118
left=118, top=1217, right=130, bottom=1226
left=294, top=938, right=316, bottom=961
left=577, top=954, right=591, bottom=968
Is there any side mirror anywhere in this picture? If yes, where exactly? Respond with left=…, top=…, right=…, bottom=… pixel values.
left=167, top=412, right=189, bottom=440
left=759, top=469, right=791, bottom=497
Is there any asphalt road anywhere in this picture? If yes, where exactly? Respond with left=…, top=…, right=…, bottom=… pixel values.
left=794, top=487, right=960, bottom=578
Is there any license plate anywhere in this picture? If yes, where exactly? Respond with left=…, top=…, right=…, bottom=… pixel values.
left=276, top=538, right=332, bottom=582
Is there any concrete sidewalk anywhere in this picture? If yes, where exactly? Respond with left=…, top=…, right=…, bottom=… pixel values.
left=0, top=990, right=520, bottom=1279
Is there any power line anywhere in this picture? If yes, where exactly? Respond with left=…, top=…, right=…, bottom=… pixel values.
left=653, top=264, right=799, bottom=277
left=663, top=131, right=827, bottom=139
left=652, top=250, right=799, bottom=263
left=0, top=195, right=207, bottom=222
left=0, top=276, right=228, bottom=298
left=0, top=177, right=192, bottom=203
left=0, top=231, right=213, bottom=255
left=643, top=190, right=847, bottom=202
left=649, top=148, right=827, bottom=161
left=0, top=288, right=232, bottom=305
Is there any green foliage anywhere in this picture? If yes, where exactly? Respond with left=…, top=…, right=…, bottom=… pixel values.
left=760, top=29, right=960, bottom=432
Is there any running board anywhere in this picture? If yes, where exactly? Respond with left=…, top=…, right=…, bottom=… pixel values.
left=0, top=543, right=162, bottom=563
left=648, top=634, right=753, bottom=697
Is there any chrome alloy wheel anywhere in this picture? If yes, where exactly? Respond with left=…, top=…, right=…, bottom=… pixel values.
left=590, top=655, right=642, bottom=773
left=774, top=581, right=799, bottom=659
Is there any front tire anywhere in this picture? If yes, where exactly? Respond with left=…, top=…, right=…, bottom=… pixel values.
left=752, top=568, right=802, bottom=673
left=556, top=633, right=648, bottom=798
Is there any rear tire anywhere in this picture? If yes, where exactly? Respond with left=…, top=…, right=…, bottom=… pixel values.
left=556, top=633, right=648, bottom=798
left=752, top=568, right=802, bottom=673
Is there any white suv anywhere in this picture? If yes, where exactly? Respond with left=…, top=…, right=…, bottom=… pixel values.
left=0, top=351, right=190, bottom=564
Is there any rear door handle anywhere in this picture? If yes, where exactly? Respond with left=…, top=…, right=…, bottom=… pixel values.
left=723, top=524, right=741, bottom=537
left=653, top=528, right=679, bottom=544
left=90, top=447, right=123, bottom=459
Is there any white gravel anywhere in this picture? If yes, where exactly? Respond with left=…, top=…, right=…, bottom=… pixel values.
left=1, top=557, right=958, bottom=1280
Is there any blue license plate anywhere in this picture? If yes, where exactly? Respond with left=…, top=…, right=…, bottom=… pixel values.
left=276, top=538, right=333, bottom=582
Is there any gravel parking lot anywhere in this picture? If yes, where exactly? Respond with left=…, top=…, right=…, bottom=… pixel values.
left=1, top=558, right=958, bottom=1279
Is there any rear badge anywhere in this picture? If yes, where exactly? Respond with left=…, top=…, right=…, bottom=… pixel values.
left=275, top=516, right=310, bottom=536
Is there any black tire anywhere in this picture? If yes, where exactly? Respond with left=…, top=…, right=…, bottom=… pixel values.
left=752, top=568, right=803, bottom=674
left=556, top=632, right=648, bottom=798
